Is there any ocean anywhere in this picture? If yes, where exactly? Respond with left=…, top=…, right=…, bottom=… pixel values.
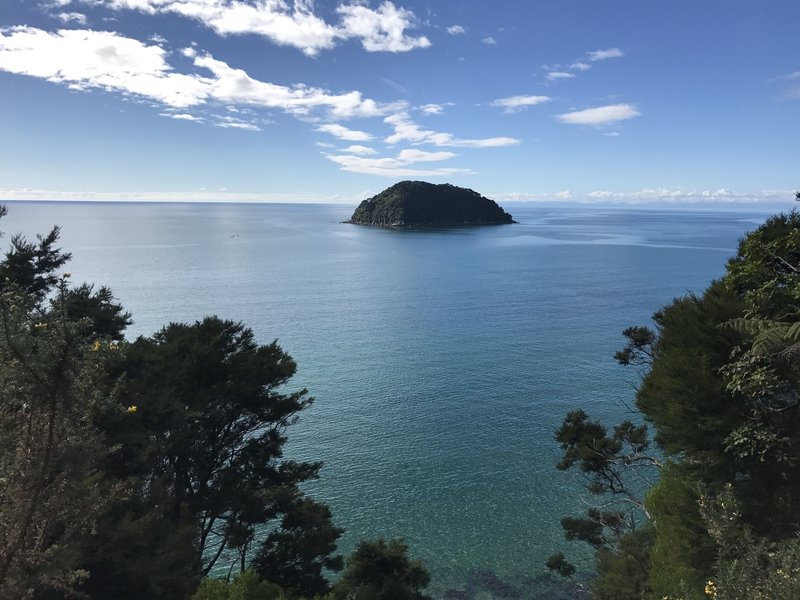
left=1, top=200, right=782, bottom=598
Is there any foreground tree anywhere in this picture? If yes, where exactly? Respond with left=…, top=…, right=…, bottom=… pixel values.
left=550, top=210, right=800, bottom=599
left=332, top=538, right=431, bottom=600
left=107, top=317, right=342, bottom=580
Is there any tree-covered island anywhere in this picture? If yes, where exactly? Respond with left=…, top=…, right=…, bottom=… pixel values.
left=346, top=181, right=516, bottom=228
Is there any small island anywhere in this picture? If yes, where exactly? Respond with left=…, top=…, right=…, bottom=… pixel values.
left=346, top=180, right=516, bottom=228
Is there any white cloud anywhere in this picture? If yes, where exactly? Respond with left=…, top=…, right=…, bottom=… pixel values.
left=587, top=47, right=623, bottom=61
left=149, top=33, right=168, bottom=44
left=315, top=141, right=336, bottom=148
left=316, top=123, right=373, bottom=141
left=384, top=112, right=519, bottom=147
left=570, top=61, right=590, bottom=71
left=556, top=103, right=640, bottom=126
left=481, top=36, right=497, bottom=45
left=779, top=70, right=800, bottom=80
left=493, top=190, right=575, bottom=202
left=195, top=52, right=404, bottom=118
left=584, top=188, right=794, bottom=204
left=0, top=26, right=212, bottom=107
left=324, top=146, right=466, bottom=177
left=492, top=188, right=796, bottom=205
left=214, top=115, right=260, bottom=131
left=395, top=148, right=456, bottom=162
left=160, top=111, right=203, bottom=121
left=342, top=144, right=377, bottom=155
left=446, top=25, right=465, bottom=35
left=91, top=0, right=430, bottom=56
left=337, top=2, right=430, bottom=52
left=0, top=26, right=401, bottom=119
left=545, top=71, right=574, bottom=81
left=0, top=186, right=344, bottom=203
left=324, top=155, right=468, bottom=177
left=56, top=12, right=87, bottom=24
left=490, top=95, right=551, bottom=113
left=418, top=103, right=450, bottom=115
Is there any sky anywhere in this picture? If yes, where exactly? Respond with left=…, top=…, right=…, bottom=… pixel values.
left=0, top=0, right=799, bottom=204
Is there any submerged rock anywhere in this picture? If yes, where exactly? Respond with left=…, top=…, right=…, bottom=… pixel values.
left=346, top=180, right=516, bottom=228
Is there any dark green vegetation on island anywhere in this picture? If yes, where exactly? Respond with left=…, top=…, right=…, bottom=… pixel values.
left=549, top=200, right=800, bottom=599
left=347, top=181, right=515, bottom=228
left=0, top=205, right=432, bottom=600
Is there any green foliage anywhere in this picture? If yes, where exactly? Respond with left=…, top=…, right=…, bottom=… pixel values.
left=645, top=465, right=715, bottom=600
left=348, top=180, right=515, bottom=227
left=545, top=552, right=576, bottom=578
left=0, top=278, right=119, bottom=597
left=0, top=227, right=71, bottom=301
left=60, top=283, right=132, bottom=341
left=634, top=284, right=743, bottom=464
left=725, top=211, right=800, bottom=319
left=193, top=570, right=285, bottom=600
left=699, top=485, right=800, bottom=600
left=252, top=498, right=343, bottom=597
left=614, top=325, right=657, bottom=366
left=555, top=409, right=653, bottom=501
left=111, top=317, right=324, bottom=576
left=553, top=210, right=800, bottom=599
left=332, top=538, right=431, bottom=600
left=592, top=527, right=654, bottom=600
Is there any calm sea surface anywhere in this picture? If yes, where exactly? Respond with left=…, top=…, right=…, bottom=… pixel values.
left=1, top=201, right=783, bottom=597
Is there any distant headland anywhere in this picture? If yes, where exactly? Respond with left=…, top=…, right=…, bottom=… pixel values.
left=345, top=181, right=516, bottom=228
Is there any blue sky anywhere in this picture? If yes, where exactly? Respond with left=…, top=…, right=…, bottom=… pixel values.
left=1, top=0, right=798, bottom=203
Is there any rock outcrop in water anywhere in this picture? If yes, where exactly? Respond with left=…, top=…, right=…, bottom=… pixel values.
left=346, top=181, right=515, bottom=228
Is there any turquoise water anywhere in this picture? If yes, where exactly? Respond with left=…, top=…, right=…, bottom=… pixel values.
left=1, top=201, right=780, bottom=597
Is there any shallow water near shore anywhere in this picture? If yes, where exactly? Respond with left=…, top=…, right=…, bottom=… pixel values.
left=2, top=201, right=782, bottom=597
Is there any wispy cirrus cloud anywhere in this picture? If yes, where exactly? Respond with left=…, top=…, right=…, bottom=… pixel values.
left=775, top=69, right=800, bottom=99
left=324, top=147, right=465, bottom=177
left=545, top=71, right=574, bottom=81
left=342, top=144, right=377, bottom=155
left=316, top=123, right=374, bottom=141
left=160, top=111, right=203, bottom=122
left=214, top=115, right=261, bottom=131
left=556, top=103, right=640, bottom=126
left=587, top=47, right=624, bottom=61
left=540, top=47, right=624, bottom=81
left=418, top=103, right=446, bottom=115
left=384, top=112, right=519, bottom=147
left=491, top=95, right=551, bottom=113
left=70, top=0, right=430, bottom=56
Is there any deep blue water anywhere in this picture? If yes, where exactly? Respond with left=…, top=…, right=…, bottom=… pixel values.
left=1, top=201, right=783, bottom=597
